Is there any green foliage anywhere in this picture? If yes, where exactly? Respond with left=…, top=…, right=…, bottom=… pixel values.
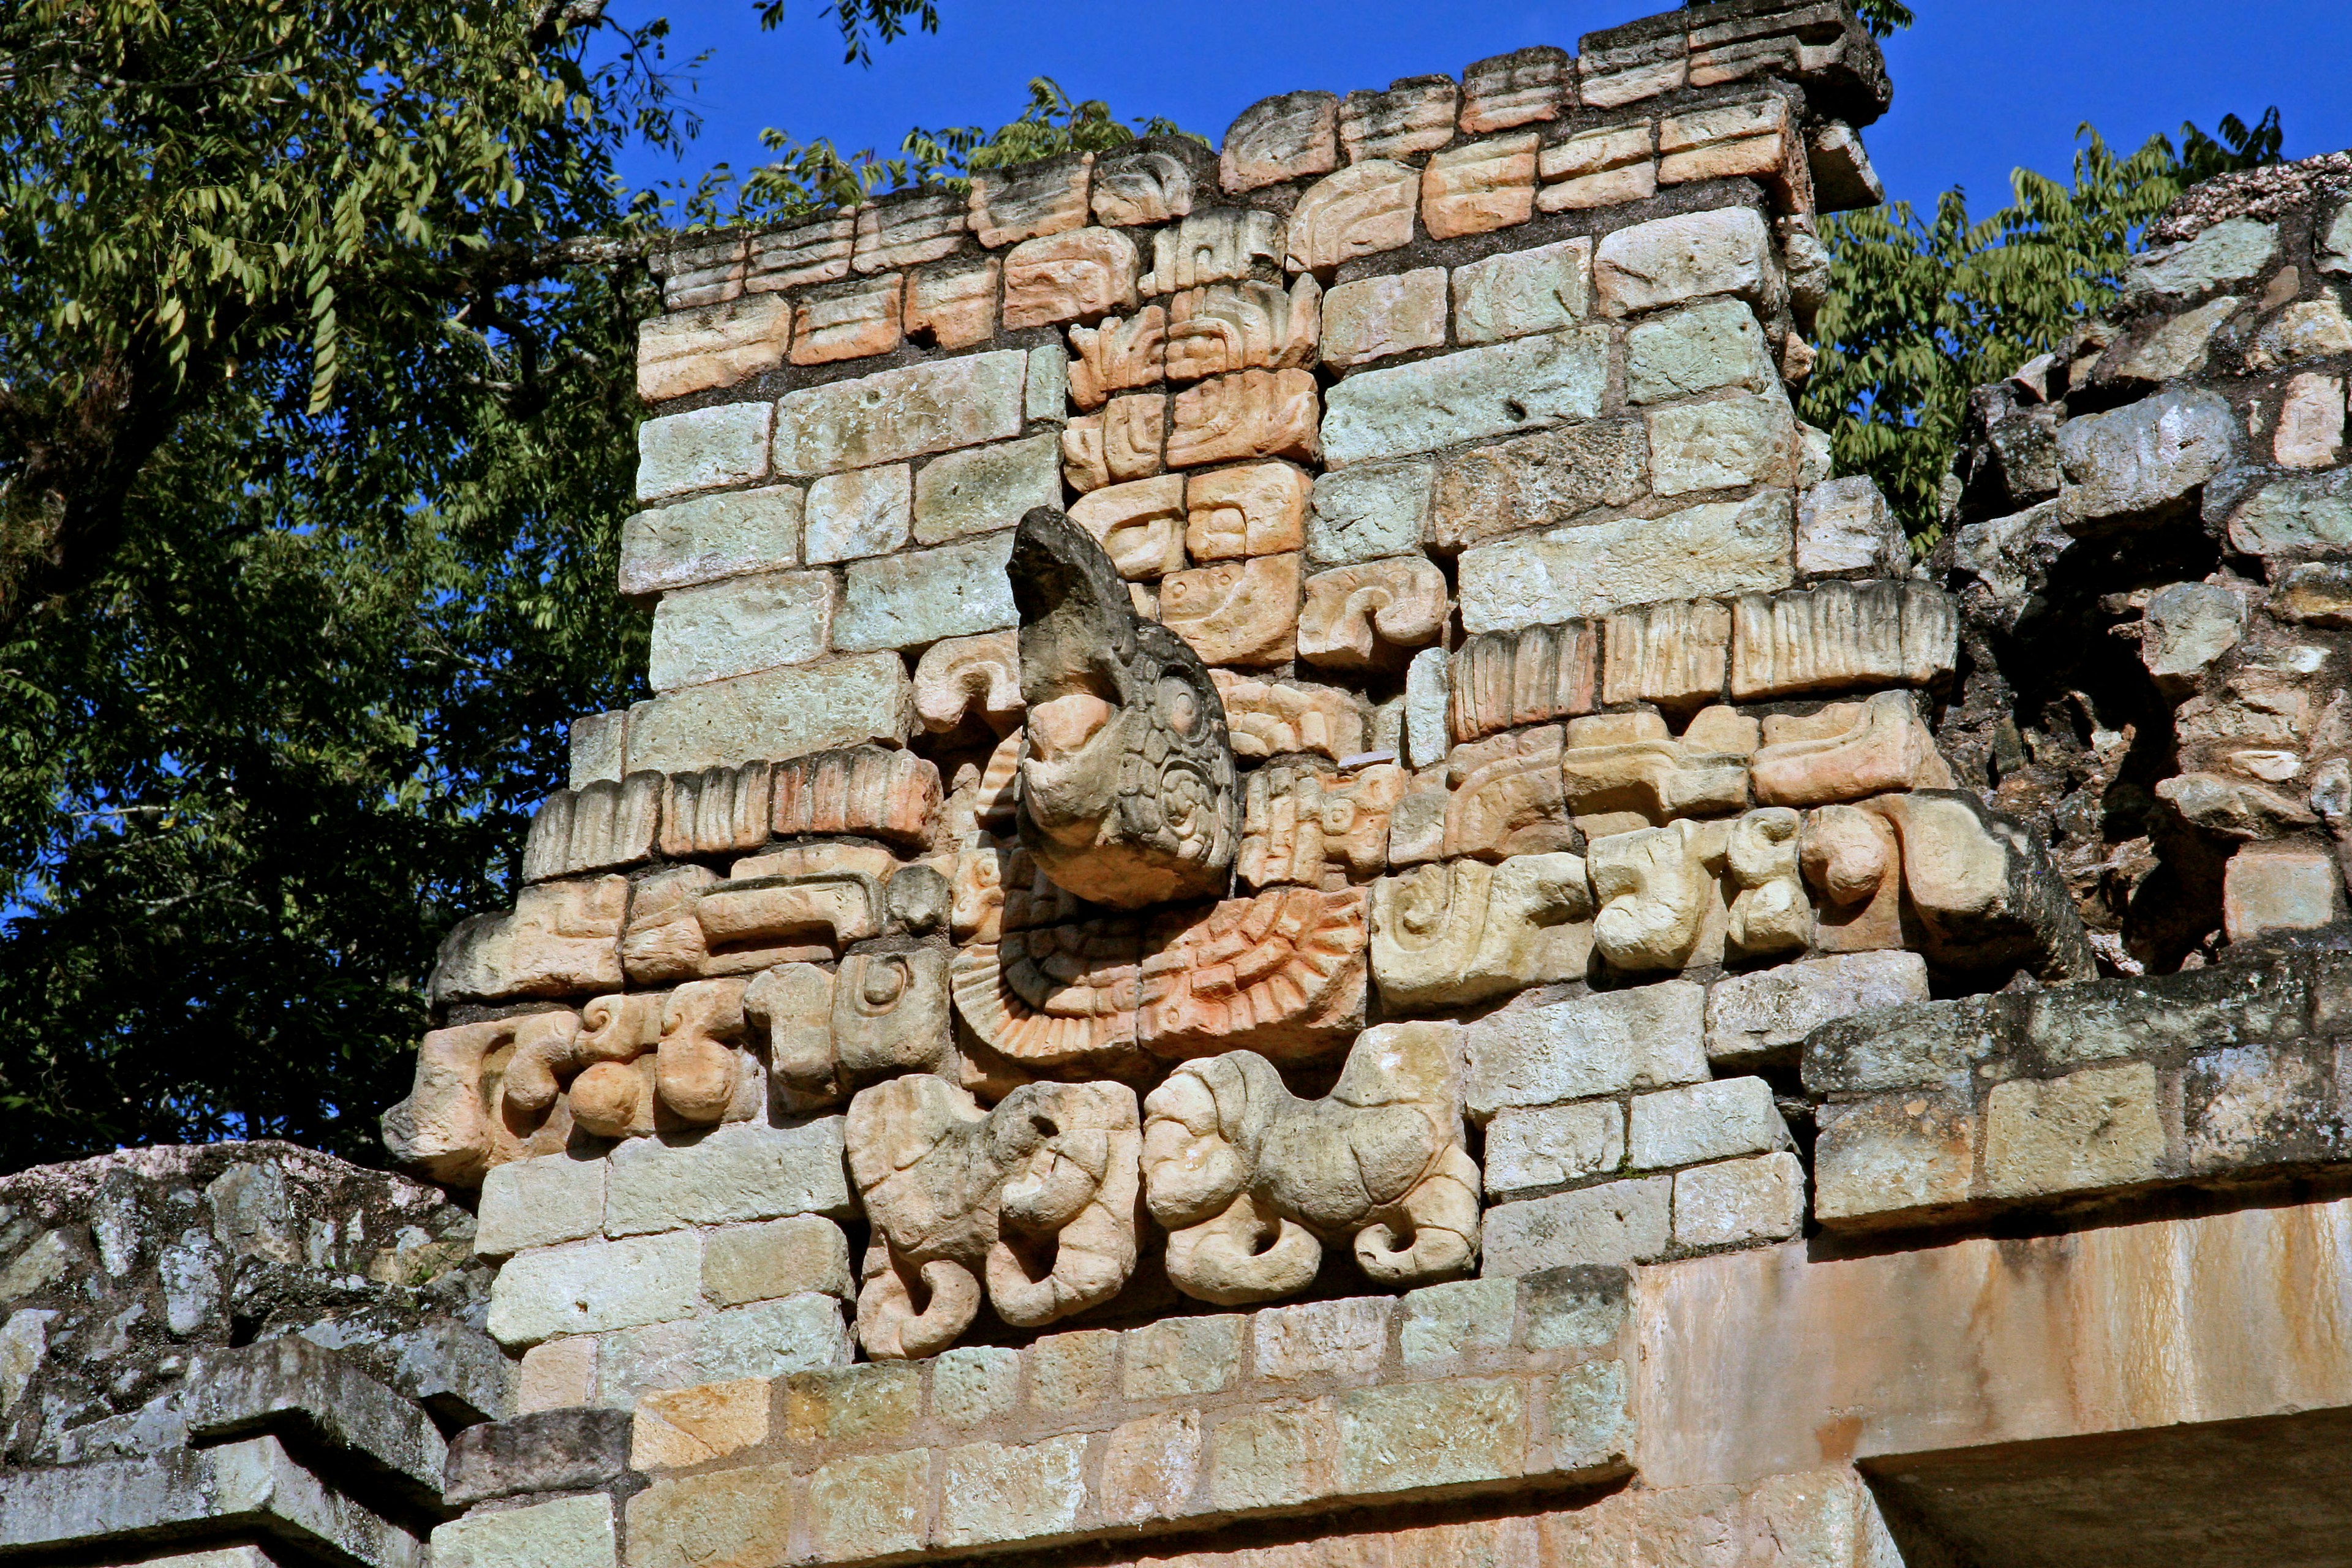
left=1687, top=0, right=1912, bottom=39
left=695, top=77, right=1202, bottom=227
left=1800, top=111, right=2284, bottom=541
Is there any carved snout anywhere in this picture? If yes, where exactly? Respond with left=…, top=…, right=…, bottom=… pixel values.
left=856, top=1246, right=983, bottom=1361
left=1142, top=1069, right=1248, bottom=1227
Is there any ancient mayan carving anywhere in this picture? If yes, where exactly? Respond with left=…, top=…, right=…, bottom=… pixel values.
left=1160, top=552, right=1303, bottom=666
left=545, top=980, right=760, bottom=1139
left=1069, top=475, right=1188, bottom=581
left=1286, top=161, right=1420, bottom=273
left=1723, top=808, right=1811, bottom=958
left=660, top=762, right=772, bottom=859
left=913, top=631, right=1024, bottom=736
left=771, top=747, right=941, bottom=850
left=848, top=1076, right=1142, bottom=1358
left=1185, top=462, right=1310, bottom=561
left=1449, top=620, right=1599, bottom=744
left=1729, top=580, right=1958, bottom=698
left=429, top=876, right=628, bottom=1005
left=1750, top=690, right=1955, bottom=806
left=383, top=1012, right=580, bottom=1185
left=1166, top=369, right=1321, bottom=469
left=745, top=948, right=956, bottom=1113
left=624, top=846, right=896, bottom=984
left=1558, top=710, right=1751, bottom=835
left=1002, top=227, right=1142, bottom=330
left=1297, top=558, right=1450, bottom=670
left=1142, top=1023, right=1480, bottom=1304
left=1141, top=210, right=1284, bottom=295
left=1238, top=760, right=1404, bottom=888
left=1091, top=146, right=1196, bottom=228
left=1442, top=726, right=1580, bottom=861
left=522, top=775, right=660, bottom=882
left=1601, top=600, right=1731, bottom=709
left=1063, top=397, right=1168, bottom=494
left=1589, top=818, right=1726, bottom=973
left=1009, top=506, right=1239, bottom=907
left=1069, top=306, right=1167, bottom=409
left=1370, top=854, right=1593, bottom=1008
left=1210, top=672, right=1367, bottom=761
left=1164, top=277, right=1321, bottom=382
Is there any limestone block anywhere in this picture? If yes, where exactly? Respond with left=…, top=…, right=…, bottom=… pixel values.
left=1306, top=458, right=1430, bottom=565
left=570, top=710, right=627, bottom=790
left=802, top=462, right=911, bottom=565
left=2127, top=217, right=2278, bottom=302
left=2056, top=387, right=2236, bottom=535
left=1322, top=326, right=1610, bottom=467
left=1068, top=304, right=1166, bottom=409
left=1553, top=711, right=1748, bottom=833
left=703, top=1215, right=853, bottom=1306
left=1577, top=21, right=1686, bottom=108
left=1442, top=725, right=1578, bottom=861
left=1460, top=491, right=1795, bottom=631
left=835, top=530, right=1018, bottom=654
left=1222, top=91, right=1340, bottom=194
left=1447, top=620, right=1599, bottom=742
left=522, top=774, right=662, bottom=883
left=1254, top=1295, right=1392, bottom=1381
left=1030, top=1329, right=1120, bottom=1411
left=636, top=402, right=773, bottom=503
left=1123, top=1313, right=1243, bottom=1398
left=2110, top=294, right=2240, bottom=384
left=1464, top=980, right=1708, bottom=1119
left=1981, top=1064, right=2165, bottom=1200
left=1340, top=77, right=1458, bottom=161
left=621, top=485, right=802, bottom=598
left=1432, top=420, right=1649, bottom=552
left=1395, top=1275, right=1517, bottom=1369
left=1343, top=1377, right=1529, bottom=1496
left=1093, top=144, right=1198, bottom=227
left=1298, top=557, right=1448, bottom=670
left=662, top=846, right=888, bottom=976
left=939, top=1435, right=1089, bottom=1547
left=1211, top=670, right=1368, bottom=760
left=1865, top=790, right=2096, bottom=981
left=1061, top=394, right=1169, bottom=492
left=895, top=256, right=997, bottom=352
left=1657, top=96, right=1793, bottom=190
left=1727, top=579, right=1956, bottom=699
left=1601, top=598, right=1730, bottom=709
left=785, top=1362, right=921, bottom=1444
left=1323, top=269, right=1447, bottom=369
left=2275, top=372, right=2347, bottom=469
left=656, top=232, right=745, bottom=310
left=1629, top=1077, right=1789, bottom=1171
left=1167, top=368, right=1320, bottom=469
left=1100, top=1410, right=1202, bottom=1525
left=1594, top=206, right=1776, bottom=318
left=1287, top=160, right=1420, bottom=274
left=435, top=1494, right=616, bottom=1568
left=1814, top=1091, right=1976, bottom=1224
left=624, top=1461, right=797, bottom=1567
left=638, top=295, right=791, bottom=402
left=1422, top=133, right=1539, bottom=239
left=1703, top=950, right=1929, bottom=1067
left=1796, top=474, right=1905, bottom=577
left=2225, top=470, right=2352, bottom=556
left=1370, top=854, right=1594, bottom=1009
left=774, top=349, right=1027, bottom=477
left=384, top=1015, right=575, bottom=1185
left=487, top=1232, right=701, bottom=1347
left=1482, top=1178, right=1672, bottom=1273
left=1161, top=551, right=1303, bottom=666
left=1069, top=474, right=1188, bottom=581
left=1165, top=276, right=1320, bottom=382
left=1210, top=1398, right=1338, bottom=1512
left=1003, top=227, right=1142, bottom=330
left=1648, top=390, right=1798, bottom=496
left=808, top=1450, right=925, bottom=1560
left=1626, top=298, right=1774, bottom=405
left=477, top=1153, right=606, bottom=1257
left=1461, top=46, right=1572, bottom=133
left=970, top=152, right=1091, bottom=248
left=851, top=190, right=965, bottom=274
left=1405, top=647, right=1448, bottom=769
left=914, top=630, right=1023, bottom=735
left=1144, top=1023, right=1479, bottom=1304
left=1238, top=759, right=1402, bottom=888
left=848, top=1077, right=1139, bottom=1357
left=1485, top=1102, right=1626, bottom=1200
left=747, top=214, right=854, bottom=293
left=933, top=1344, right=1022, bottom=1428
left=1188, top=461, right=1310, bottom=561
left=1539, top=123, right=1657, bottom=213
left=789, top=273, right=903, bottom=365
left=1751, top=690, right=1953, bottom=806
left=632, top=1378, right=771, bottom=1471
left=1452, top=237, right=1592, bottom=348
left=2224, top=841, right=2342, bottom=941
left=913, top=434, right=1061, bottom=545
left=1143, top=210, right=1284, bottom=295
left=648, top=570, right=833, bottom=691
left=430, top=878, right=626, bottom=1005
left=1672, top=1150, right=1804, bottom=1248
left=769, top=745, right=940, bottom=847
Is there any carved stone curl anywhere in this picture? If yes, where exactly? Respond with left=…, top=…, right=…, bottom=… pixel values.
left=1012, top=506, right=1239, bottom=908
left=1142, top=1023, right=1479, bottom=1305
left=847, top=1075, right=1141, bottom=1359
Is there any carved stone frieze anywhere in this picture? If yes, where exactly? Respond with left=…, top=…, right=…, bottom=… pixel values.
left=1448, top=620, right=1599, bottom=744
left=1297, top=557, right=1450, bottom=671
left=745, top=948, right=957, bottom=1113
left=1238, top=759, right=1404, bottom=889
left=913, top=631, right=1024, bottom=736
left=1750, top=690, right=1954, bottom=806
left=1370, top=854, right=1593, bottom=1008
left=1209, top=671, right=1368, bottom=761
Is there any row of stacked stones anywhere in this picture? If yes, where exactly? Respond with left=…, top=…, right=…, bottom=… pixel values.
left=383, top=0, right=2095, bottom=1439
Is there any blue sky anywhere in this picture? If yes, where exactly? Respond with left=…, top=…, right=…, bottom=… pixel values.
left=608, top=1, right=2352, bottom=222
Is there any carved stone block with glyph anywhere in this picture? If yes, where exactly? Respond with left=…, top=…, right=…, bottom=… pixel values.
left=745, top=947, right=956, bottom=1113
left=1370, top=854, right=1594, bottom=1008
left=1298, top=558, right=1449, bottom=671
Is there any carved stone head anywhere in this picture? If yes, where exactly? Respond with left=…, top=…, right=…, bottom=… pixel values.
left=1010, top=505, right=1239, bottom=908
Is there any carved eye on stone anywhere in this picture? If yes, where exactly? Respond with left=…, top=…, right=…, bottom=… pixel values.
left=860, top=959, right=908, bottom=1010
left=1160, top=676, right=1199, bottom=736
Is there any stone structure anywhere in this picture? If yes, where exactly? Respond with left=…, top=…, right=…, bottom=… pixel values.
left=17, top=5, right=2352, bottom=1566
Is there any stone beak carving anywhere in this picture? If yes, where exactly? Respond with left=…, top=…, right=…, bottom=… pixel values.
left=847, top=1074, right=1142, bottom=1359
left=1011, top=505, right=1239, bottom=909
left=1140, top=1023, right=1480, bottom=1305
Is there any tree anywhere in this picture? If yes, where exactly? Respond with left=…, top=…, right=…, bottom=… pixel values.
left=1800, top=112, right=2285, bottom=539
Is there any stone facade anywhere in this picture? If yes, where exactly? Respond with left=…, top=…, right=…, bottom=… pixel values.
left=19, top=6, right=2352, bottom=1567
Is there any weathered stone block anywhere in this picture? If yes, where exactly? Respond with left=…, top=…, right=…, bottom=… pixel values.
left=1324, top=268, right=1448, bottom=368
left=1648, top=391, right=1798, bottom=496
left=638, top=402, right=774, bottom=503
left=1704, top=951, right=1930, bottom=1066
left=834, top=531, right=1018, bottom=654
left=1209, top=1399, right=1336, bottom=1512
left=621, top=486, right=803, bottom=598
left=774, top=350, right=1028, bottom=477
left=1460, top=491, right=1794, bottom=631
left=1540, top=123, right=1657, bottom=213
left=1423, top=134, right=1540, bottom=239
left=623, top=654, right=913, bottom=775
left=436, top=1494, right=616, bottom=1568
left=2057, top=387, right=2236, bottom=535
left=1003, top=228, right=1141, bottom=330
left=1187, top=461, right=1310, bottom=561
left=1796, top=474, right=1905, bottom=577
left=2225, top=842, right=2342, bottom=941
left=1727, top=578, right=1955, bottom=698
left=1814, top=1091, right=1977, bottom=1224
left=695, top=1295, right=853, bottom=1384
left=487, top=1232, right=701, bottom=1348
left=1338, top=1378, right=1525, bottom=1492
left=1341, top=77, right=1458, bottom=161
left=903, top=255, right=1001, bottom=352
left=809, top=1450, right=926, bottom=1560
left=1672, top=1150, right=1804, bottom=1248
left=786, top=1362, right=921, bottom=1444
left=1070, top=473, right=1189, bottom=579
left=2226, top=470, right=2352, bottom=556
left=933, top=1344, right=1022, bottom=1429
left=647, top=570, right=835, bottom=690
left=914, top=434, right=1062, bottom=545
left=518, top=1336, right=597, bottom=1413
left=1223, top=91, right=1340, bottom=194
left=1631, top=1077, right=1790, bottom=1170
left=1482, top=1178, right=1673, bottom=1273
left=1289, top=161, right=1420, bottom=274
left=1398, top=1275, right=1517, bottom=1365
left=1030, top=1329, right=1120, bottom=1411
left=802, top=462, right=911, bottom=565
left=2127, top=217, right=2278, bottom=302
left=1547, top=1358, right=1634, bottom=1474
left=624, top=1462, right=794, bottom=1568
left=1322, top=327, right=1611, bottom=467
left=1452, top=237, right=1592, bottom=348
left=1124, top=1314, right=1243, bottom=1399
left=790, top=273, right=904, bottom=365
left=969, top=152, right=1092, bottom=248
left=1144, top=211, right=1285, bottom=295
left=1594, top=207, right=1776, bottom=318
left=1432, top=420, right=1648, bottom=552
left=1253, top=1296, right=1391, bottom=1381
left=1306, top=458, right=1431, bottom=565
left=429, top=878, right=627, bottom=1005
left=1461, top=47, right=1572, bottom=134
left=702, top=1215, right=853, bottom=1306
left=476, top=1153, right=605, bottom=1257
left=570, top=710, right=627, bottom=789
left=447, top=1408, right=635, bottom=1508
left=1981, top=1064, right=2165, bottom=1200
left=1485, top=1102, right=1626, bottom=1200
left=1626, top=298, right=1775, bottom=404
left=937, top=1434, right=1088, bottom=1547
left=631, top=1378, right=770, bottom=1471
left=1466, top=981, right=1708, bottom=1120
left=1099, top=1409, right=1201, bottom=1525
left=747, top=214, right=853, bottom=294
left=1093, top=143, right=1201, bottom=227
left=1160, top=551, right=1302, bottom=666
left=606, top=1118, right=851, bottom=1235
left=638, top=295, right=791, bottom=402
left=1168, top=368, right=1320, bottom=468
